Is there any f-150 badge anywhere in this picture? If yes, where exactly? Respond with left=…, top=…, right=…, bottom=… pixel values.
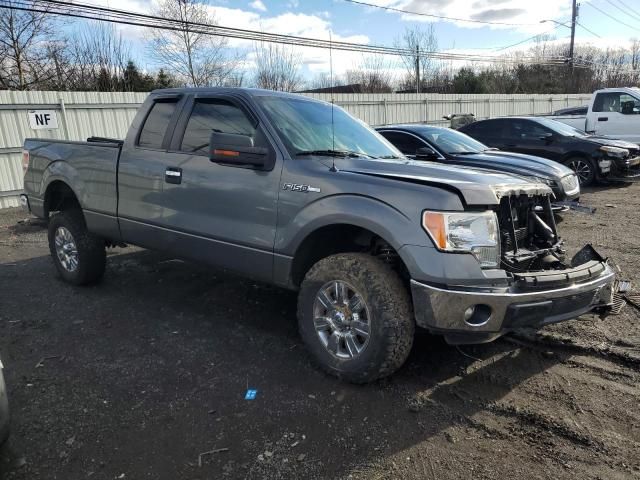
left=282, top=183, right=320, bottom=193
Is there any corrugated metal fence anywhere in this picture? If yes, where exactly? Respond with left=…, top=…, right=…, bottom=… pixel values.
left=0, top=91, right=590, bottom=208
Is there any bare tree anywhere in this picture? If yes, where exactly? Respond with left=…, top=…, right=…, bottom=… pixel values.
left=252, top=41, right=302, bottom=91
left=345, top=54, right=394, bottom=92
left=66, top=22, right=130, bottom=91
left=394, top=25, right=439, bottom=92
left=0, top=1, right=57, bottom=89
left=149, top=0, right=236, bottom=87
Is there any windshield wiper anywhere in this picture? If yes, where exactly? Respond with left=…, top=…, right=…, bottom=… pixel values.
left=296, top=149, right=375, bottom=158
left=449, top=151, right=480, bottom=155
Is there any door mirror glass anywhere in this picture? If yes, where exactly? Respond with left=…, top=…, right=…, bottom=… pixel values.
left=209, top=132, right=269, bottom=168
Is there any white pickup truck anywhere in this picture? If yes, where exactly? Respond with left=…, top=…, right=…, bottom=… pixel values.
left=551, top=87, right=640, bottom=144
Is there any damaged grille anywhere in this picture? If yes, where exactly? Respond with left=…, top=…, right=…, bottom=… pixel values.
left=497, top=194, right=565, bottom=273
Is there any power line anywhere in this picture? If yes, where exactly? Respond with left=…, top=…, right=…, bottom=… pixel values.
left=584, top=2, right=639, bottom=31
left=341, top=0, right=538, bottom=27
left=0, top=0, right=569, bottom=67
left=616, top=0, right=640, bottom=19
left=494, top=25, right=564, bottom=52
left=609, top=0, right=640, bottom=22
left=574, top=20, right=602, bottom=38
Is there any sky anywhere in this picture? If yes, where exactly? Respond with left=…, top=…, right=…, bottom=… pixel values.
left=91, top=0, right=640, bottom=82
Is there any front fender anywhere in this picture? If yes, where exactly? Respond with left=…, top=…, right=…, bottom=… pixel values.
left=275, top=193, right=431, bottom=256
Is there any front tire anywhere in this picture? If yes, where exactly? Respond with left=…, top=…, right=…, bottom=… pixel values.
left=297, top=253, right=414, bottom=383
left=566, top=157, right=596, bottom=187
left=48, top=209, right=106, bottom=285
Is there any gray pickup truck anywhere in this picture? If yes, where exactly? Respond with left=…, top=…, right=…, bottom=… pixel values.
left=22, top=88, right=615, bottom=382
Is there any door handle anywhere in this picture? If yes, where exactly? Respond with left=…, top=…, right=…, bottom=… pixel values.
left=598, top=117, right=608, bottom=121
left=165, top=167, right=182, bottom=184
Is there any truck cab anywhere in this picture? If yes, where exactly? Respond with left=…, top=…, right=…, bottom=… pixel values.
left=553, top=87, right=640, bottom=143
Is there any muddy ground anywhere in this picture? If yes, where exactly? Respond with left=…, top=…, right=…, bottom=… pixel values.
left=0, top=182, right=639, bottom=480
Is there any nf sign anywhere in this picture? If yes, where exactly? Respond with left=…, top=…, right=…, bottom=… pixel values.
left=28, top=110, right=59, bottom=130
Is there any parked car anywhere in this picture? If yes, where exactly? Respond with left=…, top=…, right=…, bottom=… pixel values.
left=0, top=357, right=9, bottom=446
left=459, top=116, right=640, bottom=186
left=376, top=124, right=580, bottom=203
left=549, top=88, right=640, bottom=143
left=21, top=88, right=615, bottom=383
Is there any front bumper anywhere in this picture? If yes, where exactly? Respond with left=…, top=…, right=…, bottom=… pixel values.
left=411, top=262, right=615, bottom=344
left=608, top=156, right=640, bottom=181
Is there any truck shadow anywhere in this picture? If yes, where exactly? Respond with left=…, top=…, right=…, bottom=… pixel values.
left=0, top=249, right=564, bottom=480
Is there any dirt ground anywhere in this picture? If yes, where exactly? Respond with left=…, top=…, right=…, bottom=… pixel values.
left=0, top=182, right=639, bottom=480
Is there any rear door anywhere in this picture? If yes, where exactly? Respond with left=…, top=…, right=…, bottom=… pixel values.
left=462, top=119, right=509, bottom=148
left=155, top=94, right=283, bottom=282
left=118, top=94, right=185, bottom=242
left=589, top=91, right=640, bottom=142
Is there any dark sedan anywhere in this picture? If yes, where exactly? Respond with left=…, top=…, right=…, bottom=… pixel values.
left=0, top=357, right=8, bottom=446
left=377, top=124, right=580, bottom=202
left=459, top=117, right=640, bottom=186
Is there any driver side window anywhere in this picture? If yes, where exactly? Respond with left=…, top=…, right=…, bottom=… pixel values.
left=379, top=131, right=426, bottom=155
left=180, top=99, right=267, bottom=154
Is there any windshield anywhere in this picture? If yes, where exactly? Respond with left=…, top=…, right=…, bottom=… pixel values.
left=534, top=117, right=588, bottom=137
left=418, top=127, right=488, bottom=154
left=255, top=96, right=402, bottom=159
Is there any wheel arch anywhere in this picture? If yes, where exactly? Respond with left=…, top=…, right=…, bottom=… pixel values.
left=288, top=223, right=412, bottom=288
left=43, top=180, right=82, bottom=219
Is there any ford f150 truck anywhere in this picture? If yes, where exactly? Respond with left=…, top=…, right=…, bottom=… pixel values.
left=551, top=87, right=640, bottom=143
left=21, top=88, right=615, bottom=383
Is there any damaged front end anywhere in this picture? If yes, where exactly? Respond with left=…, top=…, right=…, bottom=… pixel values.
left=411, top=190, right=616, bottom=345
left=496, top=194, right=608, bottom=289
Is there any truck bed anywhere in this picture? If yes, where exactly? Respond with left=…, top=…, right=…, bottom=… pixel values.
left=23, top=138, right=123, bottom=235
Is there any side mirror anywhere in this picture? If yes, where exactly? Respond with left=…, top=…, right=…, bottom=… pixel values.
left=209, top=132, right=269, bottom=168
left=414, top=146, right=439, bottom=160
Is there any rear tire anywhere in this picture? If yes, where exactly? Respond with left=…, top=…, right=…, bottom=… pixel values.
left=297, top=253, right=414, bottom=383
left=566, top=157, right=596, bottom=187
left=48, top=209, right=106, bottom=285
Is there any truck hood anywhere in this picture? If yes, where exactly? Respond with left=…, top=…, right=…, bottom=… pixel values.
left=335, top=157, right=552, bottom=206
left=446, top=150, right=574, bottom=180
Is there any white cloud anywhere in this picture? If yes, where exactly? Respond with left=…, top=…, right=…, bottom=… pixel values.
left=249, top=0, right=267, bottom=12
left=353, top=0, right=573, bottom=33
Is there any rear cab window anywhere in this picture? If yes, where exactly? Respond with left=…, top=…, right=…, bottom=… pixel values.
left=137, top=99, right=179, bottom=149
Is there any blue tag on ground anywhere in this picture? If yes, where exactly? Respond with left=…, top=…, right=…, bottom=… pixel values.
left=245, top=389, right=258, bottom=400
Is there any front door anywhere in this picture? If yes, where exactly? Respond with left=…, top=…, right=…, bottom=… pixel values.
left=590, top=91, right=640, bottom=142
left=145, top=94, right=283, bottom=282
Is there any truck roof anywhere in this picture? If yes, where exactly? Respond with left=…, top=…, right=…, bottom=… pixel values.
left=150, top=87, right=326, bottom=102
left=593, top=87, right=640, bottom=95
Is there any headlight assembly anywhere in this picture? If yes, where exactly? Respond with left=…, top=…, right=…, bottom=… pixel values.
left=600, top=145, right=629, bottom=159
left=560, top=174, right=580, bottom=195
left=422, top=211, right=500, bottom=268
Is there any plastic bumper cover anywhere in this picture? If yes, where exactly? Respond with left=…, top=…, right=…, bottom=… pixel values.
left=411, top=262, right=615, bottom=345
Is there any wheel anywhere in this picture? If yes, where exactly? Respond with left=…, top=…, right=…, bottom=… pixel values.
left=297, top=253, right=414, bottom=383
left=48, top=209, right=106, bottom=285
left=566, top=157, right=595, bottom=187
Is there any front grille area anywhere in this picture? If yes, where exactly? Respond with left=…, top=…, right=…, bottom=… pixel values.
left=497, top=194, right=564, bottom=273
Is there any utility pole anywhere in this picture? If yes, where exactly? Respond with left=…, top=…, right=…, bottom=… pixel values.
left=567, top=0, right=578, bottom=92
left=415, top=45, right=420, bottom=94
